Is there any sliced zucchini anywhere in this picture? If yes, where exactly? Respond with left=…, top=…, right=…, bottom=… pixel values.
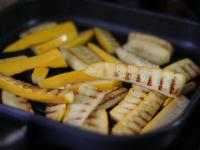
left=128, top=32, right=173, bottom=53
left=182, top=81, right=196, bottom=95
left=69, top=46, right=102, bottom=64
left=123, top=39, right=171, bottom=65
left=116, top=47, right=158, bottom=67
left=84, top=63, right=186, bottom=98
left=112, top=92, right=165, bottom=135
left=164, top=58, right=200, bottom=81
left=98, top=87, right=128, bottom=109
left=82, top=109, right=109, bottom=134
left=31, top=67, right=49, bottom=84
left=60, top=48, right=88, bottom=71
left=4, top=21, right=78, bottom=53
left=20, top=22, right=57, bottom=38
left=141, top=96, right=189, bottom=133
left=2, top=90, right=33, bottom=113
left=110, top=86, right=150, bottom=121
left=0, top=73, right=74, bottom=104
left=46, top=104, right=67, bottom=122
left=87, top=43, right=121, bottom=63
left=94, top=27, right=120, bottom=53
left=62, top=84, right=108, bottom=126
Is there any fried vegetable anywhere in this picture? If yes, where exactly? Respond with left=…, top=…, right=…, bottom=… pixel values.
left=82, top=109, right=109, bottom=134
left=62, top=30, right=94, bottom=49
left=128, top=32, right=173, bottom=53
left=4, top=21, right=78, bottom=52
left=164, top=58, right=200, bottom=81
left=162, top=98, right=173, bottom=108
left=0, top=49, right=67, bottom=76
left=94, top=27, right=120, bottom=53
left=69, top=46, right=102, bottom=64
left=141, top=96, right=189, bottom=133
left=116, top=47, right=158, bottom=67
left=110, top=86, right=150, bottom=121
left=84, top=63, right=186, bottom=98
left=32, top=35, right=68, bottom=55
left=0, top=55, right=28, bottom=63
left=0, top=73, right=74, bottom=104
left=60, top=48, right=88, bottom=70
left=123, top=39, right=171, bottom=65
left=62, top=84, right=108, bottom=126
left=20, top=22, right=57, bottom=38
left=46, top=104, right=67, bottom=122
left=2, top=90, right=33, bottom=113
left=87, top=43, right=121, bottom=63
left=182, top=81, right=196, bottom=94
left=98, top=87, right=128, bottom=109
left=31, top=67, right=49, bottom=84
left=38, top=71, right=97, bottom=89
left=112, top=92, right=165, bottom=135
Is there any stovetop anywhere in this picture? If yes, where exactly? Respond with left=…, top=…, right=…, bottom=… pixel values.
left=1, top=0, right=200, bottom=150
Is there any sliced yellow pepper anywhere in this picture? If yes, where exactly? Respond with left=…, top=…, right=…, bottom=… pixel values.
left=38, top=71, right=98, bottom=89
left=0, top=49, right=67, bottom=76
left=31, top=67, right=49, bottom=84
left=87, top=43, right=121, bottom=63
left=33, top=35, right=68, bottom=55
left=0, top=55, right=28, bottom=63
left=0, top=73, right=73, bottom=104
left=62, top=29, right=93, bottom=49
left=4, top=21, right=78, bottom=53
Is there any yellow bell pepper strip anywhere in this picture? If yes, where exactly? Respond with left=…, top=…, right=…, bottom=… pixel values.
left=62, top=29, right=94, bottom=49
left=46, top=104, right=67, bottom=122
left=31, top=68, right=49, bottom=84
left=20, top=22, right=57, bottom=38
left=0, top=55, right=28, bottom=63
left=0, top=73, right=74, bottom=104
left=0, top=49, right=67, bottom=76
left=87, top=43, right=121, bottom=63
left=4, top=21, right=78, bottom=53
left=32, top=35, right=68, bottom=55
left=38, top=71, right=98, bottom=89
left=94, top=27, right=120, bottom=53
left=2, top=90, right=34, bottom=113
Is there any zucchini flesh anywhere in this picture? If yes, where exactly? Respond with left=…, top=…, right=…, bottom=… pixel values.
left=31, top=67, right=49, bottom=84
left=84, top=62, right=186, bottom=98
left=110, top=86, right=150, bottom=121
left=62, top=84, right=108, bottom=126
left=82, top=109, right=109, bottom=134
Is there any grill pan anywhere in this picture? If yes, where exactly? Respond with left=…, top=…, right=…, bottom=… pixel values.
left=0, top=0, right=200, bottom=150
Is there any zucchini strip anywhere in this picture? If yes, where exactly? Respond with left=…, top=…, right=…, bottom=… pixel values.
left=32, top=35, right=67, bottom=55
left=2, top=90, right=34, bottom=113
left=4, top=21, right=78, bottom=53
left=94, top=27, right=120, bottom=53
left=110, top=86, right=150, bottom=121
left=128, top=32, right=173, bottom=53
left=112, top=92, right=165, bottom=135
left=82, top=109, right=109, bottom=134
left=62, top=30, right=94, bottom=49
left=164, top=58, right=200, bottom=81
left=60, top=48, right=88, bottom=71
left=0, top=73, right=74, bottom=104
left=141, top=96, right=189, bottom=133
left=20, top=22, right=57, bottom=38
left=38, top=71, right=97, bottom=89
left=0, top=49, right=67, bottom=76
left=182, top=81, right=196, bottom=95
left=98, top=87, right=128, bottom=109
left=116, top=47, right=158, bottom=67
left=46, top=104, right=67, bottom=122
left=69, top=46, right=102, bottom=64
left=31, top=67, right=49, bottom=84
left=87, top=43, right=121, bottom=63
left=62, top=84, right=108, bottom=126
left=123, top=40, right=171, bottom=65
left=84, top=62, right=186, bottom=98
